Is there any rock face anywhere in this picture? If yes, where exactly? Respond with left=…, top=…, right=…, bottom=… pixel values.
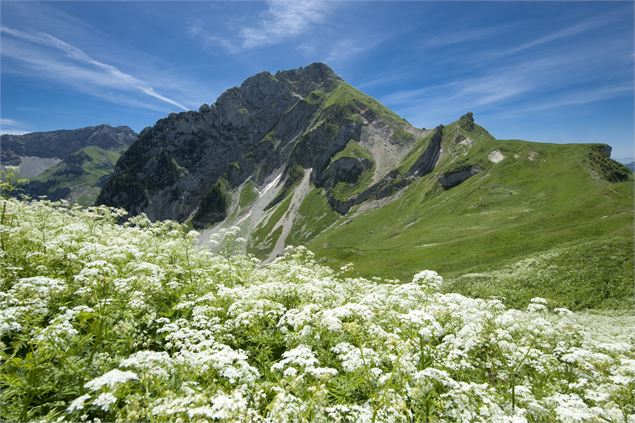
left=323, top=157, right=372, bottom=188
left=98, top=64, right=506, bottom=233
left=1, top=125, right=136, bottom=167
left=98, top=64, right=343, bottom=221
left=98, top=63, right=423, bottom=224
left=438, top=165, right=483, bottom=189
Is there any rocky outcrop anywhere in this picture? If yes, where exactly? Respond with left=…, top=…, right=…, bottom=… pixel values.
left=457, top=112, right=475, bottom=131
left=587, top=144, right=632, bottom=183
left=406, top=126, right=444, bottom=177
left=98, top=63, right=345, bottom=222
left=323, top=157, right=372, bottom=188
left=98, top=64, right=486, bottom=228
left=326, top=126, right=445, bottom=214
left=438, top=165, right=483, bottom=189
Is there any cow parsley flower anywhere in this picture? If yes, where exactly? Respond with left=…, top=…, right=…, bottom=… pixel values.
left=412, top=270, right=443, bottom=291
left=93, top=392, right=117, bottom=412
left=67, top=394, right=91, bottom=412
left=85, top=369, right=138, bottom=391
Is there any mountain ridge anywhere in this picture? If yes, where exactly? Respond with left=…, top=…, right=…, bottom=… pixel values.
left=95, top=63, right=634, bottom=309
left=1, top=125, right=137, bottom=204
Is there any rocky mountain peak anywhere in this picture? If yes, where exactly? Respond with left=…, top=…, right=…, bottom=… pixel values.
left=458, top=112, right=475, bottom=130
left=98, top=63, right=416, bottom=224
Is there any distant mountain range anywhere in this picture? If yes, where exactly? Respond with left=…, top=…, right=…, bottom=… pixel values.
left=1, top=63, right=632, bottom=309
left=1, top=125, right=136, bottom=205
left=616, top=157, right=635, bottom=171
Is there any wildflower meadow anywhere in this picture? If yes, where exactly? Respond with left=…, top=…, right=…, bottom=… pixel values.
left=0, top=198, right=633, bottom=422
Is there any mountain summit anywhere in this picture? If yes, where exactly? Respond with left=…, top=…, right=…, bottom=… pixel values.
left=97, top=63, right=633, bottom=309
left=98, top=63, right=426, bottom=224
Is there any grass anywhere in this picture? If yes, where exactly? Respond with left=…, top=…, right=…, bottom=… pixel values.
left=330, top=140, right=373, bottom=163
left=287, top=187, right=341, bottom=246
left=328, top=141, right=376, bottom=201
left=321, top=81, right=408, bottom=126
left=304, top=123, right=634, bottom=310
left=238, top=182, right=258, bottom=209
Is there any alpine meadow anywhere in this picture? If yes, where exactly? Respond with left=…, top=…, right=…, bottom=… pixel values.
left=1, top=1, right=634, bottom=422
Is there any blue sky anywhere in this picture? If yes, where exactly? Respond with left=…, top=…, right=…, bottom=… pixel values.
left=1, top=1, right=633, bottom=158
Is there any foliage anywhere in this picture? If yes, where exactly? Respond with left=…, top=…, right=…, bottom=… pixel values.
left=0, top=166, right=28, bottom=197
left=238, top=182, right=258, bottom=210
left=1, top=198, right=634, bottom=422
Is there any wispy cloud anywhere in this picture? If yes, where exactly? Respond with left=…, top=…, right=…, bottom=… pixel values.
left=240, top=0, right=332, bottom=48
left=0, top=118, right=31, bottom=135
left=1, top=26, right=188, bottom=111
left=380, top=11, right=632, bottom=127
left=419, top=23, right=512, bottom=49
left=477, top=11, right=621, bottom=62
left=499, top=83, right=633, bottom=116
left=0, top=119, right=19, bottom=127
left=190, top=0, right=335, bottom=52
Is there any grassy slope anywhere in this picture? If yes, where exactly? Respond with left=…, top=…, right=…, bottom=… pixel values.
left=304, top=124, right=634, bottom=310
left=29, top=145, right=124, bottom=206
left=240, top=82, right=633, bottom=310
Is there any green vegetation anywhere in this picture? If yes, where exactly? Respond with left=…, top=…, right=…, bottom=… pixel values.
left=287, top=187, right=341, bottom=246
left=24, top=145, right=125, bottom=206
left=192, top=178, right=230, bottom=229
left=322, top=81, right=407, bottom=126
left=587, top=144, right=632, bottom=182
left=330, top=140, right=373, bottom=163
left=328, top=141, right=376, bottom=201
left=331, top=167, right=375, bottom=201
left=1, top=198, right=633, bottom=422
left=304, top=89, right=326, bottom=105
left=306, top=123, right=634, bottom=310
left=238, top=181, right=258, bottom=209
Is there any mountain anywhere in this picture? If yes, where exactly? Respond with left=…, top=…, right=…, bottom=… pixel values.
left=98, top=63, right=633, bottom=310
left=614, top=157, right=635, bottom=171
left=1, top=125, right=136, bottom=205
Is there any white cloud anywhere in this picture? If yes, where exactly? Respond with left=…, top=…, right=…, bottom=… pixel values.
left=0, top=118, right=31, bottom=135
left=1, top=26, right=189, bottom=111
left=380, top=14, right=632, bottom=127
left=0, top=130, right=31, bottom=136
left=240, top=0, right=332, bottom=48
left=190, top=0, right=335, bottom=53
left=0, top=119, right=19, bottom=127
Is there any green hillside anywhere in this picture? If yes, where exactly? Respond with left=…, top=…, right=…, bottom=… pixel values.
left=24, top=145, right=125, bottom=206
left=293, top=118, right=634, bottom=310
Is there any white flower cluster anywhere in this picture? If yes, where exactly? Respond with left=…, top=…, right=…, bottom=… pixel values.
left=0, top=198, right=633, bottom=422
